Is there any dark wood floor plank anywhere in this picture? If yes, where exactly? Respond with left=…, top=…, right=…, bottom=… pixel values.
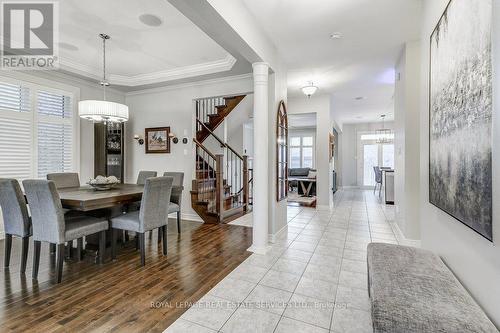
left=0, top=219, right=252, bottom=332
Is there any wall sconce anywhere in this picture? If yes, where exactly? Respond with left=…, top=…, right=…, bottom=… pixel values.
left=134, top=134, right=144, bottom=145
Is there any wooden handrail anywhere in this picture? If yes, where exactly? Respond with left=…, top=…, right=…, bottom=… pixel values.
left=225, top=143, right=243, bottom=160
left=196, top=119, right=226, bottom=147
left=193, top=138, right=217, bottom=161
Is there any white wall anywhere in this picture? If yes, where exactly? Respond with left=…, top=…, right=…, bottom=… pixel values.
left=394, top=41, right=421, bottom=241
left=340, top=121, right=395, bottom=187
left=288, top=95, right=333, bottom=208
left=124, top=75, right=253, bottom=221
left=420, top=0, right=500, bottom=326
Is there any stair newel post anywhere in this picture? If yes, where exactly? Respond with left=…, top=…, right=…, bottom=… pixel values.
left=243, top=155, right=249, bottom=212
left=216, top=154, right=224, bottom=222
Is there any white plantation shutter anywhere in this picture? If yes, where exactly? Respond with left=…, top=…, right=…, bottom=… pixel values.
left=0, top=82, right=30, bottom=113
left=37, top=90, right=72, bottom=118
left=0, top=79, right=76, bottom=181
left=0, top=116, right=32, bottom=180
left=36, top=90, right=74, bottom=178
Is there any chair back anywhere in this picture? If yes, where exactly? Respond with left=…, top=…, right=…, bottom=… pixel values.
left=373, top=166, right=382, bottom=184
left=163, top=172, right=184, bottom=206
left=47, top=173, right=80, bottom=189
left=139, top=176, right=173, bottom=231
left=0, top=179, right=30, bottom=237
left=23, top=180, right=65, bottom=244
left=136, top=171, right=157, bottom=185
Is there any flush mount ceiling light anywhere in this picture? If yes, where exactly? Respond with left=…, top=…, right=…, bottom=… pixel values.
left=376, top=114, right=393, bottom=143
left=330, top=32, right=343, bottom=39
left=301, top=82, right=318, bottom=98
left=79, top=34, right=129, bottom=123
left=139, top=14, right=163, bottom=27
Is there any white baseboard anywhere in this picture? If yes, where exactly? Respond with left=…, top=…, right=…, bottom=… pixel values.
left=391, top=222, right=421, bottom=247
left=247, top=244, right=273, bottom=255
left=269, top=223, right=288, bottom=243
left=180, top=212, right=203, bottom=223
left=340, top=186, right=360, bottom=189
left=0, top=231, right=4, bottom=240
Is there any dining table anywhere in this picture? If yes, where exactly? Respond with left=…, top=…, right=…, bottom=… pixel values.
left=58, top=183, right=144, bottom=212
left=58, top=183, right=145, bottom=254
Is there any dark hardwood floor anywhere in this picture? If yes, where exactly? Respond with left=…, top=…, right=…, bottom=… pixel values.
left=0, top=219, right=252, bottom=332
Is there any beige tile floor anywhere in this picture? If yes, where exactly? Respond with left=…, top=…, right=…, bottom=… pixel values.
left=165, top=189, right=398, bottom=333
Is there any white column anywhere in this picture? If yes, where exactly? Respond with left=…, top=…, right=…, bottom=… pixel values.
left=249, top=62, right=270, bottom=254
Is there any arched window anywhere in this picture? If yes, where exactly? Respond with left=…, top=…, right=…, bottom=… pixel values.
left=276, top=100, right=288, bottom=201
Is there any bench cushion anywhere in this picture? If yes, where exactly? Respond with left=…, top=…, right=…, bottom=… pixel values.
left=367, top=243, right=498, bottom=333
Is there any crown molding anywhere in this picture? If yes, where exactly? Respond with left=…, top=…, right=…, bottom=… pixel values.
left=125, top=73, right=253, bottom=96
left=59, top=54, right=237, bottom=87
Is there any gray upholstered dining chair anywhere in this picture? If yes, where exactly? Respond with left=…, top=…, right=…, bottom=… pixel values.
left=136, top=170, right=157, bottom=185
left=110, top=176, right=173, bottom=266
left=0, top=179, right=31, bottom=274
left=373, top=166, right=383, bottom=196
left=47, top=173, right=80, bottom=188
left=163, top=172, right=184, bottom=233
left=47, top=172, right=82, bottom=255
left=23, top=180, right=109, bottom=283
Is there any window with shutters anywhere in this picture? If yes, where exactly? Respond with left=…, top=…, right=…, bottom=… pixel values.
left=0, top=78, right=77, bottom=181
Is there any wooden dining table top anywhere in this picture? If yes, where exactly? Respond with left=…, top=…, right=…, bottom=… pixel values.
left=58, top=183, right=144, bottom=212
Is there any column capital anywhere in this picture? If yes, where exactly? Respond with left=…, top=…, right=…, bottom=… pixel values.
left=253, top=62, right=269, bottom=84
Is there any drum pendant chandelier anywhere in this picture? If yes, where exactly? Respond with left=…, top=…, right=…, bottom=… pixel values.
left=78, top=34, right=129, bottom=123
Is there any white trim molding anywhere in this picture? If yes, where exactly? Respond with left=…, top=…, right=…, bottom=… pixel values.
left=391, top=221, right=421, bottom=247
left=60, top=54, right=237, bottom=87
left=269, top=223, right=288, bottom=243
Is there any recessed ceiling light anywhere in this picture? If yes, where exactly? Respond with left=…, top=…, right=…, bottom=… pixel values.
left=355, top=96, right=365, bottom=100
left=330, top=32, right=343, bottom=39
left=59, top=42, right=79, bottom=51
left=139, top=14, right=163, bottom=27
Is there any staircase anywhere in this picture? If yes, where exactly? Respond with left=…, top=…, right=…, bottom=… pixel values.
left=190, top=95, right=253, bottom=223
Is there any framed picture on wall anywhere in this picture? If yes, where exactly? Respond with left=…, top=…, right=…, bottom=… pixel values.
left=429, top=0, right=493, bottom=241
left=145, top=127, right=171, bottom=154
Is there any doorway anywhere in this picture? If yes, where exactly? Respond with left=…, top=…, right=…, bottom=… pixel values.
left=358, top=132, right=394, bottom=187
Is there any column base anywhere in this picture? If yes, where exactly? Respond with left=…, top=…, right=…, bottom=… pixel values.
left=247, top=244, right=272, bottom=255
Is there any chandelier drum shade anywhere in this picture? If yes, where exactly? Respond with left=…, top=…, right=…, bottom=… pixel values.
left=78, top=100, right=129, bottom=122
left=78, top=34, right=129, bottom=123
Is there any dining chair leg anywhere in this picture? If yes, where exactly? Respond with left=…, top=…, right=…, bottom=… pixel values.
left=124, top=231, right=129, bottom=242
left=76, top=238, right=83, bottom=261
left=162, top=226, right=168, bottom=256
left=148, top=230, right=152, bottom=240
left=49, top=243, right=56, bottom=255
left=68, top=240, right=74, bottom=259
left=98, top=231, right=106, bottom=264
left=177, top=211, right=181, bottom=233
left=139, top=233, right=145, bottom=267
left=4, top=234, right=12, bottom=268
left=32, top=240, right=41, bottom=279
left=56, top=243, right=65, bottom=283
left=158, top=228, right=162, bottom=244
left=135, top=234, right=139, bottom=250
left=111, top=228, right=117, bottom=260
left=20, top=236, right=29, bottom=273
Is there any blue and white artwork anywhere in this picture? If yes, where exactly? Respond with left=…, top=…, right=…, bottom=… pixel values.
left=429, top=0, right=492, bottom=240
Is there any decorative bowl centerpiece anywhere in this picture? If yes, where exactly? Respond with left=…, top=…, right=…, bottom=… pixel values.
left=87, top=175, right=120, bottom=191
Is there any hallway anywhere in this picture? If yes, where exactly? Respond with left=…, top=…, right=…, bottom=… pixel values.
left=167, top=189, right=398, bottom=332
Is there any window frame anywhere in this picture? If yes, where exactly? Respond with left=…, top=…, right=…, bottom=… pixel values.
left=0, top=74, right=80, bottom=180
left=289, top=132, right=315, bottom=169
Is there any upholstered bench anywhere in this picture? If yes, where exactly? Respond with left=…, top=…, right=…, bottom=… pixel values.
left=367, top=243, right=498, bottom=333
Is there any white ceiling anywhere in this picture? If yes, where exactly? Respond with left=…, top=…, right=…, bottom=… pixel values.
left=58, top=0, right=246, bottom=89
left=241, top=0, right=421, bottom=125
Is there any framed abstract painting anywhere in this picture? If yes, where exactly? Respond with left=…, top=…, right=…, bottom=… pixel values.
left=429, top=0, right=493, bottom=240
